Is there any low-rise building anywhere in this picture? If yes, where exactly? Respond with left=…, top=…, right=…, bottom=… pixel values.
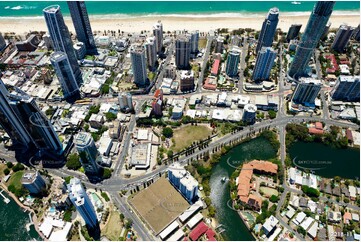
left=262, top=215, right=278, bottom=237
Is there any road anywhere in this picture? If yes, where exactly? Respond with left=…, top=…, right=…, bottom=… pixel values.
left=198, top=35, right=215, bottom=92
left=314, top=50, right=330, bottom=120
left=238, top=35, right=249, bottom=93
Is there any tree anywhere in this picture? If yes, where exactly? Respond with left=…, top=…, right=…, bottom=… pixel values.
left=125, top=219, right=133, bottom=229
left=6, top=162, right=13, bottom=168
left=270, top=195, right=279, bottom=203
left=162, top=127, right=173, bottom=138
left=167, top=150, right=174, bottom=158
left=12, top=163, right=25, bottom=172
left=268, top=110, right=277, bottom=119
left=119, top=213, right=125, bottom=222
left=66, top=153, right=81, bottom=170
left=105, top=112, right=117, bottom=121
left=3, top=168, right=10, bottom=175
left=102, top=168, right=112, bottom=179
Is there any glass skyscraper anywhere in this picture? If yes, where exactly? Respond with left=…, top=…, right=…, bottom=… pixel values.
left=288, top=1, right=335, bottom=79
left=226, top=47, right=241, bottom=77
left=256, top=7, right=279, bottom=53
left=50, top=51, right=80, bottom=100
left=252, top=47, right=277, bottom=81
left=0, top=79, right=63, bottom=159
left=331, top=24, right=354, bottom=53
left=67, top=1, right=98, bottom=55
left=291, top=78, right=322, bottom=106
left=43, top=5, right=83, bottom=86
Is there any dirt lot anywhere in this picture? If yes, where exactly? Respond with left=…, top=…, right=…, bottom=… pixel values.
left=129, top=177, right=189, bottom=234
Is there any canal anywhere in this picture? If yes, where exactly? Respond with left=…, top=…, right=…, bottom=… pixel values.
left=289, top=141, right=360, bottom=180
left=209, top=136, right=277, bottom=241
left=0, top=192, right=41, bottom=241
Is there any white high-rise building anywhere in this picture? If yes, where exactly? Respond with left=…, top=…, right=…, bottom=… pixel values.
left=68, top=178, right=98, bottom=228
left=118, top=92, right=134, bottom=112
left=145, top=36, right=157, bottom=70
left=175, top=35, right=191, bottom=70
left=153, top=21, right=163, bottom=54
left=168, top=163, right=199, bottom=202
left=130, top=44, right=148, bottom=87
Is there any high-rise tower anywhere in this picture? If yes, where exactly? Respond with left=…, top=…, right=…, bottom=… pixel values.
left=43, top=5, right=83, bottom=85
left=256, top=7, right=279, bottom=53
left=288, top=2, right=335, bottom=79
left=67, top=1, right=98, bottom=55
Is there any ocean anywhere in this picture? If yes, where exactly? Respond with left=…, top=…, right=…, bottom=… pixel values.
left=0, top=1, right=359, bottom=19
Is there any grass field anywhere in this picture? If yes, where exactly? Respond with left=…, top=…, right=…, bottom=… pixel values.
left=6, top=170, right=24, bottom=190
left=0, top=163, right=7, bottom=179
left=171, top=125, right=213, bottom=153
left=102, top=208, right=123, bottom=241
left=199, top=38, right=207, bottom=49
left=259, top=186, right=279, bottom=198
left=129, top=177, right=189, bottom=234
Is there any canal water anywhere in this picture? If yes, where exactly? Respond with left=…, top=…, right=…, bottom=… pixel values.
left=210, top=136, right=277, bottom=241
left=289, top=141, right=360, bottom=180
left=0, top=192, right=41, bottom=241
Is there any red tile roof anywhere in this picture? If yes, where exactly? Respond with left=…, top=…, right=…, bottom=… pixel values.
left=315, top=122, right=323, bottom=130
left=346, top=129, right=353, bottom=141
left=309, top=127, right=324, bottom=135
left=237, top=160, right=277, bottom=207
left=206, top=229, right=217, bottom=241
left=203, top=78, right=217, bottom=90
left=325, top=54, right=339, bottom=74
left=189, top=222, right=208, bottom=241
left=211, top=59, right=220, bottom=76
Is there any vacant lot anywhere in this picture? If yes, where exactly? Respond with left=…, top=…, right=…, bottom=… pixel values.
left=171, top=125, right=213, bottom=152
left=102, top=207, right=123, bottom=241
left=260, top=186, right=278, bottom=198
left=129, top=177, right=189, bottom=234
left=199, top=38, right=207, bottom=49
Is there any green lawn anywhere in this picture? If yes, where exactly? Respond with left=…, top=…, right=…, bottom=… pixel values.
left=6, top=170, right=24, bottom=190
left=171, top=125, right=213, bottom=153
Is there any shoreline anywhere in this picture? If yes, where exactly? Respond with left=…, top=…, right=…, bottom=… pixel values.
left=0, top=184, right=45, bottom=240
left=0, top=13, right=359, bottom=34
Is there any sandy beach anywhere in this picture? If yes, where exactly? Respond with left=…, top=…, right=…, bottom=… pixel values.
left=0, top=14, right=359, bottom=36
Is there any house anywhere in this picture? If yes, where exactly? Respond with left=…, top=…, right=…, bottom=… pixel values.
left=293, top=212, right=306, bottom=226
left=317, top=228, right=327, bottom=241
left=352, top=213, right=360, bottom=222
left=300, top=217, right=314, bottom=231
left=335, top=227, right=343, bottom=239
left=299, top=197, right=308, bottom=208
left=342, top=186, right=350, bottom=197
left=325, top=184, right=333, bottom=194
left=344, top=212, right=352, bottom=224
left=328, top=211, right=342, bottom=223
left=262, top=215, right=279, bottom=236
left=317, top=203, right=325, bottom=214
left=349, top=186, right=357, bottom=200
left=332, top=186, right=341, bottom=197
left=307, top=222, right=318, bottom=239
left=308, top=200, right=317, bottom=213
left=286, top=206, right=296, bottom=219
